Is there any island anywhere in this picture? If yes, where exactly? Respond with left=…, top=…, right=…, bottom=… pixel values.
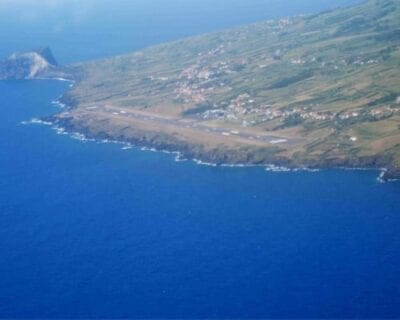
left=1, top=0, right=400, bottom=180
left=0, top=47, right=76, bottom=81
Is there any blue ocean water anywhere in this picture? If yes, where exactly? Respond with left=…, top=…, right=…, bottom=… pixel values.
left=1, top=1, right=400, bottom=318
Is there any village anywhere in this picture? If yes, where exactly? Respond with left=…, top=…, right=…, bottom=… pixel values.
left=141, top=15, right=396, bottom=132
left=173, top=58, right=400, bottom=127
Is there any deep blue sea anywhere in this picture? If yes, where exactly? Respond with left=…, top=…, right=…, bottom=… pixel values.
left=1, top=1, right=400, bottom=318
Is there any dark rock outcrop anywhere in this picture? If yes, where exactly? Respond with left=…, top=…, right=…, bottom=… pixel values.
left=36, top=47, right=58, bottom=66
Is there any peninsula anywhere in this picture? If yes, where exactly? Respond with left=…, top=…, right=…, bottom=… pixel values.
left=2, top=0, right=400, bottom=179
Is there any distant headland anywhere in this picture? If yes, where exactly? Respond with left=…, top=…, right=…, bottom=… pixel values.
left=0, top=47, right=78, bottom=81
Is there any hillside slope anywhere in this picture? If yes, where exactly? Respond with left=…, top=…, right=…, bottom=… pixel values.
left=55, top=0, right=400, bottom=178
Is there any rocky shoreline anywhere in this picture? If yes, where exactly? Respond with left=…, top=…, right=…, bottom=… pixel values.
left=49, top=113, right=399, bottom=182
left=2, top=38, right=399, bottom=183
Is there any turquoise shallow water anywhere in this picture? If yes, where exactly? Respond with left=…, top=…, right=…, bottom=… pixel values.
left=1, top=1, right=400, bottom=318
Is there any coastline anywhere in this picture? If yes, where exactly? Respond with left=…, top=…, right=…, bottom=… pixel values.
left=23, top=84, right=398, bottom=183
left=37, top=110, right=398, bottom=182
left=3, top=1, right=400, bottom=184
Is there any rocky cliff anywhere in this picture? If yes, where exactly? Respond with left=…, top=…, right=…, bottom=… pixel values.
left=0, top=47, right=77, bottom=80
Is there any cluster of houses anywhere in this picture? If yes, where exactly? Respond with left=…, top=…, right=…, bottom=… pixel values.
left=174, top=58, right=235, bottom=104
left=149, top=31, right=395, bottom=129
left=200, top=92, right=337, bottom=124
left=268, top=18, right=293, bottom=32
left=352, top=58, right=379, bottom=66
left=287, top=54, right=380, bottom=71
left=338, top=106, right=399, bottom=121
left=200, top=91, right=400, bottom=127
left=197, top=45, right=226, bottom=58
left=169, top=45, right=397, bottom=127
left=338, top=111, right=360, bottom=120
left=368, top=106, right=399, bottom=120
left=174, top=84, right=208, bottom=104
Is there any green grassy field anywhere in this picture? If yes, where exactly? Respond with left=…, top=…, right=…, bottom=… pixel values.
left=58, top=0, right=400, bottom=177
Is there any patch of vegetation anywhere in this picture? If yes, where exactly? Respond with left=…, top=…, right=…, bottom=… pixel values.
left=181, top=102, right=213, bottom=116
left=367, top=93, right=398, bottom=106
left=282, top=114, right=304, bottom=128
left=268, top=70, right=314, bottom=89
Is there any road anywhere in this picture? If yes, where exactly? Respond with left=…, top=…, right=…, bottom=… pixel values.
left=84, top=105, right=300, bottom=145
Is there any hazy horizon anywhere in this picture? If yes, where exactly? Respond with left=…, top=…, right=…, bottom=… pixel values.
left=0, top=0, right=362, bottom=63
